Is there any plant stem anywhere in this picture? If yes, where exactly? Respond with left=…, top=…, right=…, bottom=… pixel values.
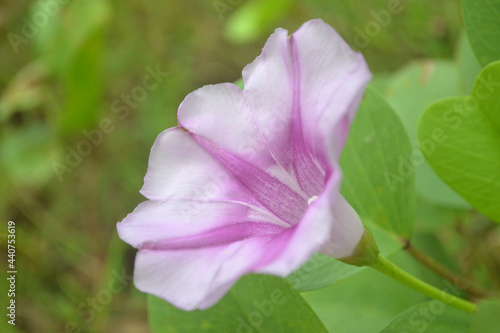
left=404, top=242, right=490, bottom=299
left=371, top=254, right=477, bottom=314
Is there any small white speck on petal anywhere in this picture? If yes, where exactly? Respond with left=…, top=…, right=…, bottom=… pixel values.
left=308, top=195, right=319, bottom=205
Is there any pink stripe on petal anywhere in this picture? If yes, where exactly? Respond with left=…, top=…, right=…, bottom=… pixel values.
left=142, top=222, right=284, bottom=251
left=290, top=38, right=326, bottom=197
left=192, top=133, right=308, bottom=225
left=291, top=19, right=372, bottom=165
left=117, top=198, right=287, bottom=249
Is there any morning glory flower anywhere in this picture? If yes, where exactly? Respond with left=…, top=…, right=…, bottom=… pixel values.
left=117, top=19, right=372, bottom=310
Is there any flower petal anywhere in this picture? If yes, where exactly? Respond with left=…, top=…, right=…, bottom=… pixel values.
left=177, top=83, right=289, bottom=178
left=131, top=168, right=362, bottom=311
left=242, top=28, right=325, bottom=198
left=291, top=19, right=372, bottom=165
left=318, top=175, right=365, bottom=259
left=177, top=84, right=309, bottom=224
left=141, top=127, right=257, bottom=205
left=117, top=198, right=287, bottom=250
left=133, top=208, right=330, bottom=310
left=242, top=28, right=295, bottom=176
left=133, top=243, right=252, bottom=311
left=241, top=19, right=371, bottom=197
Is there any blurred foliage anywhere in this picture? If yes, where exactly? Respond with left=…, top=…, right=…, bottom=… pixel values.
left=0, top=0, right=498, bottom=332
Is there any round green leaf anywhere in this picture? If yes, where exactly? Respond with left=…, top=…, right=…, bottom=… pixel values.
left=417, top=61, right=500, bottom=223
left=463, top=0, right=500, bottom=66
left=384, top=60, right=470, bottom=209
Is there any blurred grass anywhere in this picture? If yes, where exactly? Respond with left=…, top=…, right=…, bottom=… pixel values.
left=1, top=0, right=496, bottom=332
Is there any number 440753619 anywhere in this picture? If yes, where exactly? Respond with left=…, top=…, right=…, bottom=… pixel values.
left=7, top=221, right=15, bottom=270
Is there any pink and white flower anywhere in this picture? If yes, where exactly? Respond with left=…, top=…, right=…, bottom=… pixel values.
left=117, top=19, right=372, bottom=310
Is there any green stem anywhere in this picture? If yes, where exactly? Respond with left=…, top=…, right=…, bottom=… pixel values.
left=371, top=254, right=477, bottom=314
left=404, top=242, right=490, bottom=299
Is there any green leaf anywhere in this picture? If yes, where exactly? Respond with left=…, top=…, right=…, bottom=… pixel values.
left=469, top=299, right=500, bottom=333
left=417, top=61, right=500, bottom=223
left=341, top=86, right=415, bottom=238
left=383, top=60, right=470, bottom=209
left=148, top=274, right=327, bottom=333
left=303, top=252, right=430, bottom=333
left=463, top=0, right=500, bottom=66
left=379, top=301, right=473, bottom=333
left=289, top=220, right=401, bottom=292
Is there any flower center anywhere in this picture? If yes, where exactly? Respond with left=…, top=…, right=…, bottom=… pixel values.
left=307, top=195, right=319, bottom=205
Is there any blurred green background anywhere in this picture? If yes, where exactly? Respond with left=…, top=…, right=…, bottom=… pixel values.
left=0, top=0, right=492, bottom=332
